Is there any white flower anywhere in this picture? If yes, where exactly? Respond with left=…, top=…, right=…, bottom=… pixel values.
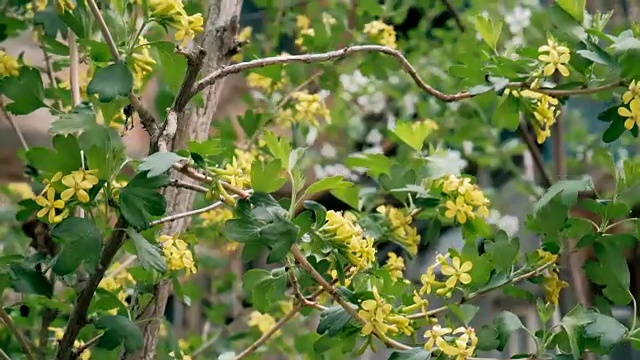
left=402, top=93, right=419, bottom=115
left=365, top=129, right=383, bottom=145
left=356, top=92, right=386, bottom=113
left=306, top=126, right=318, bottom=145
left=462, top=141, right=474, bottom=154
left=505, top=6, right=531, bottom=34
left=317, top=89, right=331, bottom=101
left=339, top=70, right=370, bottom=94
left=425, top=150, right=467, bottom=177
left=320, top=143, right=337, bottom=158
left=363, top=145, right=384, bottom=154
left=314, top=164, right=359, bottom=181
left=486, top=210, right=520, bottom=237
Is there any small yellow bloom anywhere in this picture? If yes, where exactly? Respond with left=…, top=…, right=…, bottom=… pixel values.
left=419, top=266, right=439, bottom=294
left=436, top=333, right=475, bottom=360
left=200, top=207, right=234, bottom=226
left=619, top=98, right=640, bottom=130
left=0, top=50, right=19, bottom=77
left=377, top=205, right=420, bottom=255
left=322, top=13, right=337, bottom=27
left=248, top=311, right=280, bottom=336
left=48, top=327, right=65, bottom=341
left=56, top=0, right=75, bottom=13
left=444, top=196, right=474, bottom=224
left=358, top=287, right=397, bottom=336
left=384, top=252, right=405, bottom=280
left=60, top=169, right=98, bottom=203
left=441, top=257, right=473, bottom=288
left=35, top=188, right=67, bottom=223
left=538, top=38, right=571, bottom=77
left=159, top=235, right=197, bottom=275
left=623, top=80, right=640, bottom=104
left=322, top=210, right=363, bottom=241
left=175, top=13, right=204, bottom=45
left=130, top=37, right=157, bottom=90
left=347, top=235, right=377, bottom=271
left=290, top=90, right=331, bottom=126
left=423, top=324, right=452, bottom=351
left=363, top=20, right=397, bottom=49
left=536, top=249, right=558, bottom=265
left=543, top=268, right=568, bottom=305
left=7, top=183, right=35, bottom=199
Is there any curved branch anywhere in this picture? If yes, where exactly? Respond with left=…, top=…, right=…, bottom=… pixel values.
left=0, top=307, right=36, bottom=360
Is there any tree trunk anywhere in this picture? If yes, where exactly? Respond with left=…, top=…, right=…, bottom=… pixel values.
left=125, top=1, right=243, bottom=358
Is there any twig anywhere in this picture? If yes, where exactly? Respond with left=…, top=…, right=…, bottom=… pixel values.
left=168, top=178, right=209, bottom=193
left=148, top=199, right=231, bottom=226
left=232, top=304, right=302, bottom=360
left=68, top=32, right=81, bottom=107
left=407, top=262, right=554, bottom=320
left=84, top=0, right=159, bottom=139
left=41, top=47, right=63, bottom=110
left=172, top=163, right=252, bottom=199
left=290, top=246, right=411, bottom=351
left=0, top=347, right=11, bottom=360
left=56, top=217, right=129, bottom=360
left=74, top=333, right=103, bottom=356
left=0, top=306, right=36, bottom=360
left=0, top=98, right=29, bottom=152
left=518, top=118, right=552, bottom=189
left=441, top=0, right=466, bottom=31
left=105, top=255, right=138, bottom=278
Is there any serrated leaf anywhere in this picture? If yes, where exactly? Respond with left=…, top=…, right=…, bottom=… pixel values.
left=533, top=178, right=591, bottom=213
left=448, top=304, right=479, bottom=325
left=556, top=0, right=585, bottom=22
left=9, top=264, right=53, bottom=297
left=330, top=187, right=359, bottom=210
left=388, top=348, right=431, bottom=360
left=560, top=306, right=597, bottom=359
left=317, top=305, right=356, bottom=336
left=304, top=176, right=353, bottom=198
left=474, top=15, right=503, bottom=51
left=87, top=61, right=134, bottom=103
left=250, top=159, right=286, bottom=193
left=583, top=313, right=627, bottom=348
left=0, top=66, right=46, bottom=115
left=484, top=231, right=519, bottom=271
left=392, top=121, right=436, bottom=151
left=242, top=268, right=287, bottom=312
left=494, top=311, right=525, bottom=351
left=94, top=315, right=143, bottom=353
left=304, top=200, right=327, bottom=227
left=50, top=217, right=101, bottom=276
left=118, top=172, right=168, bottom=229
left=138, top=152, right=185, bottom=177
left=50, top=103, right=97, bottom=134
left=127, top=229, right=167, bottom=273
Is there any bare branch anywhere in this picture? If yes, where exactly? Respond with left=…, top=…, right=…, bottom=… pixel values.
left=0, top=306, right=36, bottom=360
left=148, top=198, right=233, bottom=227
left=0, top=347, right=11, bottom=360
left=172, top=163, right=251, bottom=199
left=68, top=32, right=81, bottom=107
left=0, top=98, right=29, bottom=152
left=84, top=0, right=159, bottom=139
left=518, top=118, right=552, bottom=189
left=41, top=47, right=64, bottom=111
left=167, top=178, right=209, bottom=193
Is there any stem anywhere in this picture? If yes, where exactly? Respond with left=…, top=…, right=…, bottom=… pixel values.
left=68, top=32, right=81, bottom=107
left=0, top=98, right=29, bottom=152
left=148, top=198, right=233, bottom=226
left=128, top=20, right=149, bottom=55
left=41, top=47, right=64, bottom=111
left=0, top=306, right=36, bottom=360
left=0, top=348, right=10, bottom=360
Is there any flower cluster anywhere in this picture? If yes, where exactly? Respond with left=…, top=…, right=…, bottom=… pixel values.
left=98, top=263, right=137, bottom=314
left=619, top=80, right=640, bottom=130
left=147, top=0, right=204, bottom=45
left=59, top=67, right=92, bottom=101
left=159, top=235, right=197, bottom=276
left=34, top=169, right=99, bottom=223
left=384, top=252, right=405, bottom=281
left=358, top=287, right=412, bottom=337
left=420, top=254, right=473, bottom=298
left=48, top=327, right=91, bottom=360
left=200, top=207, right=234, bottom=227
left=435, top=174, right=489, bottom=224
left=231, top=26, right=253, bottom=62
left=248, top=311, right=280, bottom=337
left=210, top=149, right=255, bottom=191
left=246, top=72, right=287, bottom=93
left=424, top=324, right=478, bottom=359
left=542, top=267, right=568, bottom=305
left=295, top=15, right=315, bottom=50
left=0, top=50, right=19, bottom=78
left=363, top=20, right=397, bottom=49
left=130, top=37, right=157, bottom=90
left=320, top=210, right=376, bottom=271
left=284, top=90, right=331, bottom=127
left=56, top=0, right=75, bottom=13
left=376, top=205, right=420, bottom=255
left=538, top=38, right=571, bottom=77
left=505, top=87, right=560, bottom=144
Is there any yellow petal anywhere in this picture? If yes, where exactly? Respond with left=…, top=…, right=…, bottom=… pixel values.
left=538, top=54, right=552, bottom=62
left=440, top=265, right=455, bottom=276
left=48, top=209, right=57, bottom=223
left=61, top=175, right=75, bottom=187
left=543, top=63, right=555, bottom=76
left=53, top=200, right=65, bottom=209
left=37, top=207, right=49, bottom=218
left=557, top=64, right=569, bottom=77
left=445, top=276, right=457, bottom=288
left=618, top=106, right=632, bottom=117
left=623, top=91, right=634, bottom=104
left=625, top=118, right=635, bottom=130
left=60, top=188, right=74, bottom=201
left=459, top=261, right=473, bottom=273
left=459, top=273, right=472, bottom=284
left=77, top=190, right=90, bottom=203
left=630, top=98, right=640, bottom=113
left=558, top=53, right=570, bottom=63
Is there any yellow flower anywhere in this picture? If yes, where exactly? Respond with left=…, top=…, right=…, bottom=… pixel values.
left=35, top=0, right=47, bottom=10
left=200, top=207, right=234, bottom=226
left=56, top=0, right=75, bottom=13
left=538, top=39, right=571, bottom=77
left=7, top=183, right=35, bottom=199
left=59, top=68, right=92, bottom=99
left=35, top=187, right=67, bottom=223
left=321, top=210, right=363, bottom=241
left=441, top=257, right=473, bottom=289
left=536, top=249, right=558, bottom=265
left=295, top=15, right=315, bottom=49
left=0, top=50, right=19, bottom=77
left=444, top=196, right=474, bottom=224
left=542, top=268, right=568, bottom=305
left=347, top=235, right=376, bottom=271
left=377, top=205, right=420, bottom=255
left=175, top=13, right=204, bottom=45
left=217, top=157, right=252, bottom=188
left=619, top=98, right=640, bottom=130
left=363, top=20, right=397, bottom=49
left=49, top=327, right=65, bottom=341
left=60, top=169, right=98, bottom=203
left=322, top=13, right=337, bottom=27
left=436, top=333, right=475, bottom=360
left=423, top=324, right=452, bottom=351
left=623, top=80, right=640, bottom=104
left=159, top=235, right=197, bottom=275
left=419, top=266, right=439, bottom=294
left=248, top=311, right=280, bottom=336
left=532, top=94, right=560, bottom=144
left=148, top=0, right=184, bottom=23
left=231, top=27, right=253, bottom=62
left=130, top=37, right=157, bottom=90
left=384, top=252, right=405, bottom=280
left=290, top=91, right=331, bottom=126
left=280, top=300, right=294, bottom=314
left=246, top=72, right=286, bottom=92
left=358, top=287, right=396, bottom=336
left=296, top=15, right=311, bottom=29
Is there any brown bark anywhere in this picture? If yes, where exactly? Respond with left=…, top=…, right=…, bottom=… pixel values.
left=124, top=1, right=244, bottom=359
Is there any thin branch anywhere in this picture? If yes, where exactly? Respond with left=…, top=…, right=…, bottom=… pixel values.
left=441, top=0, right=466, bottom=31
left=172, top=163, right=252, bottom=199
left=0, top=306, right=36, bottom=360
left=232, top=304, right=302, bottom=360
left=106, top=255, right=138, bottom=278
left=41, top=47, right=63, bottom=110
left=68, top=32, right=81, bottom=107
left=518, top=118, right=552, bottom=189
left=0, top=348, right=11, bottom=360
left=0, top=98, right=29, bottom=152
left=148, top=199, right=231, bottom=226
left=84, top=0, right=159, bottom=138
left=168, top=178, right=209, bottom=193
left=408, top=262, right=554, bottom=320
left=74, top=333, right=103, bottom=356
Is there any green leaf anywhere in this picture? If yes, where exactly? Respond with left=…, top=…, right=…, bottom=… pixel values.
left=9, top=264, right=53, bottom=297
left=50, top=217, right=101, bottom=276
left=87, top=61, right=134, bottom=102
left=493, top=96, right=520, bottom=130
left=263, top=130, right=292, bottom=169
left=242, top=268, right=287, bottom=313
left=583, top=313, right=627, bottom=348
left=304, top=200, right=327, bottom=226
left=77, top=39, right=112, bottom=62
left=388, top=348, right=431, bottom=360
left=484, top=231, right=519, bottom=271
left=150, top=41, right=187, bottom=91
left=602, top=118, right=626, bottom=143
left=345, top=153, right=393, bottom=177
left=33, top=6, right=68, bottom=38
left=594, top=242, right=630, bottom=289
left=476, top=325, right=500, bottom=351
left=392, top=121, right=435, bottom=151
left=493, top=311, right=525, bottom=351
left=474, top=15, right=503, bottom=51
left=94, top=315, right=143, bottom=353
left=127, top=229, right=167, bottom=273
left=575, top=49, right=611, bottom=66
left=138, top=152, right=185, bottom=177
left=448, top=304, right=479, bottom=325
left=50, top=103, right=97, bottom=134
left=187, top=139, right=223, bottom=157
left=533, top=178, right=591, bottom=213
left=317, top=305, right=356, bottom=336
left=118, top=172, right=168, bottom=229
left=556, top=0, right=585, bottom=22
left=560, top=306, right=597, bottom=359
left=536, top=298, right=556, bottom=325
left=250, top=159, right=286, bottom=193
left=304, top=176, right=353, bottom=198
left=0, top=66, right=46, bottom=115
left=330, top=187, right=359, bottom=210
